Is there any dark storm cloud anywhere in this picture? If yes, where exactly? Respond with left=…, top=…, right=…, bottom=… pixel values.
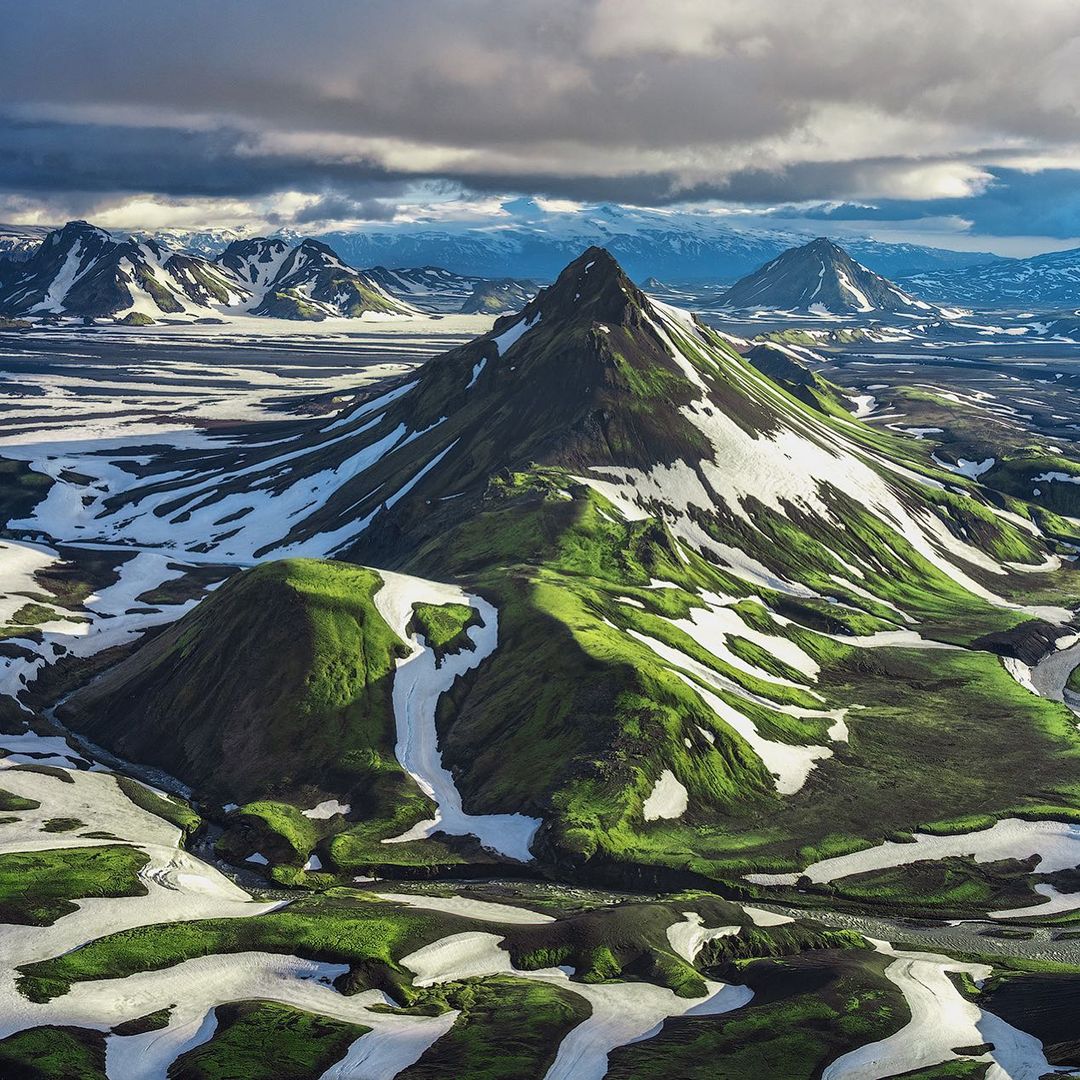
left=4, top=0, right=1080, bottom=233
left=0, top=116, right=406, bottom=198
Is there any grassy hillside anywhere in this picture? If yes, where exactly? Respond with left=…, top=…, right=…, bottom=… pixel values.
left=59, top=559, right=407, bottom=803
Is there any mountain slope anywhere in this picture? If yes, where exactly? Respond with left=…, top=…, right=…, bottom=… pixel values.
left=60, top=560, right=406, bottom=802
left=716, top=238, right=935, bottom=314
left=238, top=239, right=419, bottom=320
left=0, top=223, right=420, bottom=323
left=459, top=277, right=536, bottom=314
left=363, top=265, right=536, bottom=314
left=36, top=247, right=1080, bottom=888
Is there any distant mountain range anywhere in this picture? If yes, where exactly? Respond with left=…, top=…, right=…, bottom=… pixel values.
left=0, top=203, right=1001, bottom=286
left=0, top=222, right=419, bottom=323
left=0, top=222, right=537, bottom=322
left=901, top=245, right=1080, bottom=308
left=311, top=202, right=1001, bottom=283
left=714, top=237, right=938, bottom=315
left=9, top=213, right=1080, bottom=318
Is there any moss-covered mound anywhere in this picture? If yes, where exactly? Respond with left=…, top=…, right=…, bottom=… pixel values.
left=58, top=559, right=407, bottom=802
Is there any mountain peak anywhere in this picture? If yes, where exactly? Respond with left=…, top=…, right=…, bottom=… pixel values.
left=719, top=237, right=934, bottom=315
left=51, top=219, right=112, bottom=245
left=513, top=246, right=644, bottom=329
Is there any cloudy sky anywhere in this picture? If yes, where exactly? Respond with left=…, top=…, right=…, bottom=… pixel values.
left=3, top=0, right=1080, bottom=253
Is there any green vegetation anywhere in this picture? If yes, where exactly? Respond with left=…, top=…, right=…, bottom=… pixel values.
left=795, top=857, right=1047, bottom=919
left=227, top=800, right=317, bottom=865
left=118, top=311, right=155, bottom=326
left=63, top=561, right=409, bottom=810
left=1068, top=665, right=1080, bottom=695
left=0, top=845, right=148, bottom=925
left=0, top=1026, right=106, bottom=1078
left=0, top=787, right=39, bottom=811
left=408, top=600, right=479, bottom=659
left=399, top=976, right=590, bottom=1080
left=41, top=817, right=84, bottom=833
left=606, top=950, right=905, bottom=1080
left=170, top=1000, right=367, bottom=1080
left=0, top=462, right=52, bottom=528
left=111, top=1008, right=172, bottom=1036
left=17, top=892, right=443, bottom=1003
left=115, top=776, right=201, bottom=838
left=259, top=289, right=326, bottom=320
left=400, top=467, right=1080, bottom=890
left=9, top=601, right=61, bottom=626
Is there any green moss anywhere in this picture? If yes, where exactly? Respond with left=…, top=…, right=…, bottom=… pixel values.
left=606, top=951, right=904, bottom=1080
left=0, top=787, right=39, bottom=812
left=41, top=817, right=84, bottom=833
left=0, top=462, right=53, bottom=529
left=397, top=976, right=591, bottom=1080
left=802, top=857, right=1048, bottom=920
left=0, top=1026, right=106, bottom=1079
left=0, top=845, right=149, bottom=925
left=17, top=892, right=440, bottom=1003
left=170, top=1000, right=368, bottom=1080
left=115, top=776, right=201, bottom=839
left=64, top=561, right=409, bottom=826
left=111, top=1008, right=172, bottom=1036
left=408, top=600, right=479, bottom=659
left=231, top=801, right=317, bottom=864
left=9, top=602, right=62, bottom=626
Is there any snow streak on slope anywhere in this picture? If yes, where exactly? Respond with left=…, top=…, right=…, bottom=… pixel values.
left=1, top=379, right=456, bottom=563
left=373, top=569, right=542, bottom=862
left=745, top=818, right=1080, bottom=887
left=0, top=542, right=210, bottom=709
left=579, top=302, right=1068, bottom=621
left=822, top=941, right=1055, bottom=1080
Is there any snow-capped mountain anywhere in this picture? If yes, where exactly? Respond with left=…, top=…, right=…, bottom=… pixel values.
left=900, top=246, right=1080, bottom=308
left=210, top=236, right=294, bottom=292
left=135, top=225, right=303, bottom=260
left=715, top=237, right=936, bottom=315
left=241, top=238, right=419, bottom=319
left=0, top=221, right=251, bottom=322
left=313, top=201, right=999, bottom=283
left=0, top=223, right=419, bottom=322
left=0, top=223, right=50, bottom=264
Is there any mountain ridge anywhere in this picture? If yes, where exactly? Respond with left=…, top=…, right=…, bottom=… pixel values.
left=0, top=222, right=416, bottom=322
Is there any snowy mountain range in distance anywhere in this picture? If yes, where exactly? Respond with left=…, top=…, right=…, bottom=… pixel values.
left=0, top=200, right=1002, bottom=284
left=0, top=222, right=541, bottom=323
left=6, top=206, right=1080, bottom=318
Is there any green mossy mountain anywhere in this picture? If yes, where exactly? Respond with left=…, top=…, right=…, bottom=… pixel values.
left=53, top=248, right=1080, bottom=897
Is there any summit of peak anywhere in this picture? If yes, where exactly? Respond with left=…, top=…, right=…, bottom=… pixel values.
left=520, top=246, right=644, bottom=326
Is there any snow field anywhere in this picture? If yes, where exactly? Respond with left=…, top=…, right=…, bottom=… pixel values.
left=373, top=569, right=541, bottom=861
left=400, top=929, right=754, bottom=1080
